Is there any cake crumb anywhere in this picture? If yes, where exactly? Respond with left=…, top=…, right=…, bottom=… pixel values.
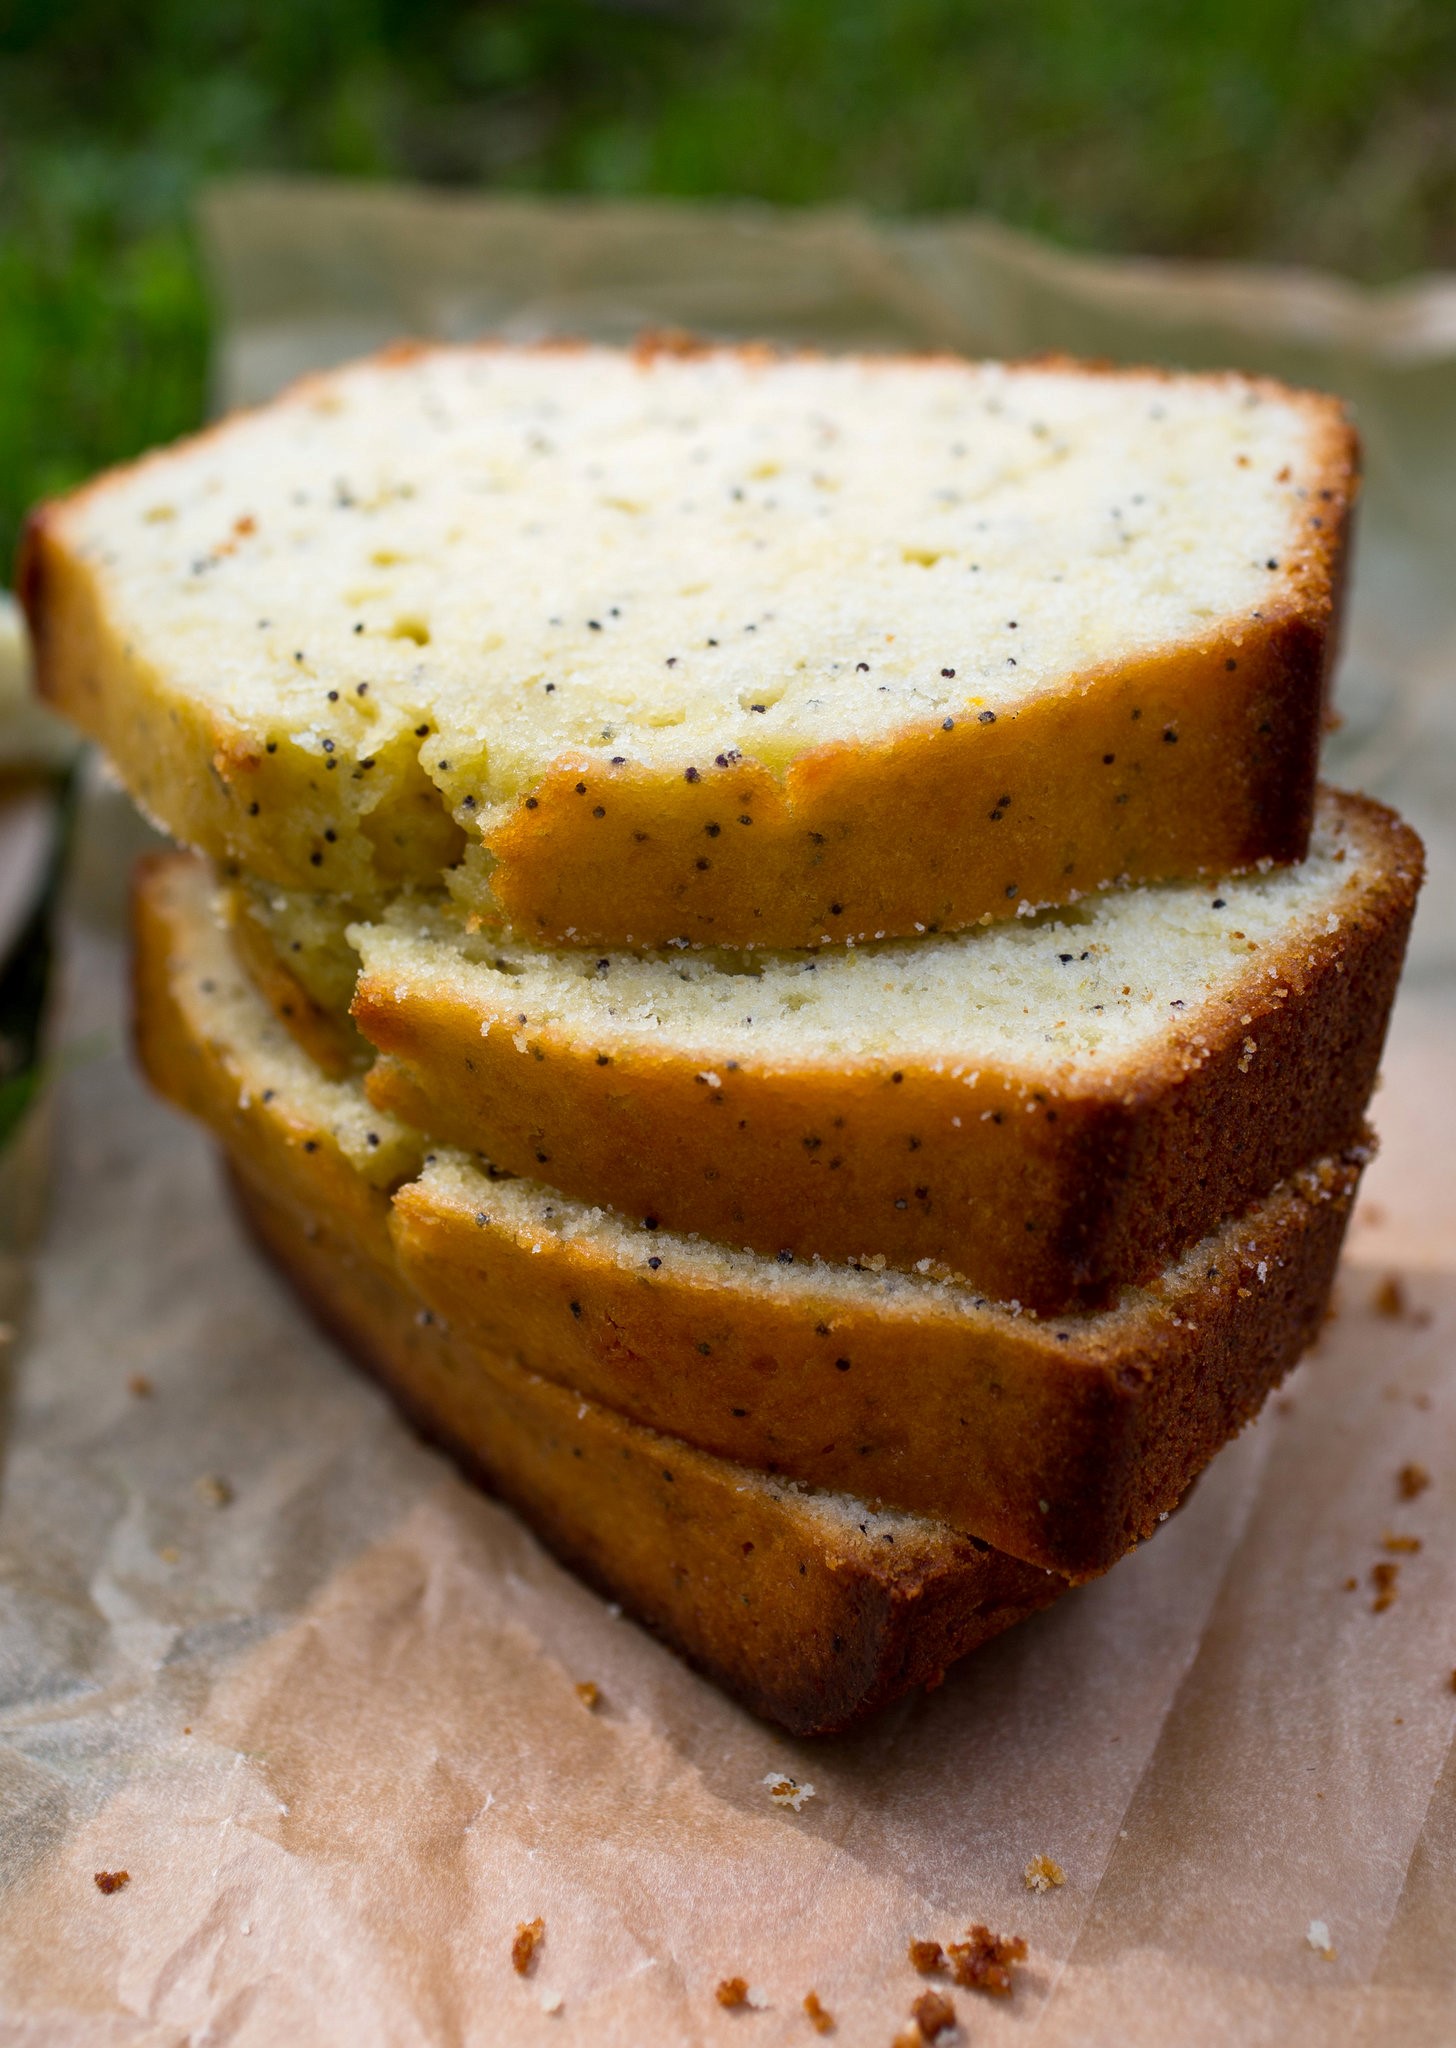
left=1382, top=1533, right=1422, bottom=1554
left=194, top=1474, right=233, bottom=1508
left=908, top=1939, right=945, bottom=1974
left=1306, top=1919, right=1336, bottom=1959
left=540, top=1991, right=564, bottom=2016
left=1371, top=1560, right=1400, bottom=1613
left=1024, top=1853, right=1066, bottom=1892
left=1343, top=1577, right=1358, bottom=1591
left=802, top=1989, right=834, bottom=2033
left=910, top=1987, right=957, bottom=2039
left=1373, top=1274, right=1407, bottom=1318
left=94, top=1870, right=129, bottom=1894
left=947, top=1924, right=1027, bottom=1996
left=512, top=1917, right=544, bottom=1975
left=574, top=1681, right=601, bottom=1710
left=126, top=1373, right=153, bottom=1398
left=1398, top=1463, right=1431, bottom=1501
left=716, top=1978, right=750, bottom=2009
left=763, top=1773, right=815, bottom=1812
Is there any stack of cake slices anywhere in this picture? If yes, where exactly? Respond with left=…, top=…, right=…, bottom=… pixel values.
left=23, top=343, right=1423, bottom=1734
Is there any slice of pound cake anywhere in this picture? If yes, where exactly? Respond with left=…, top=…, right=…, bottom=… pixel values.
left=134, top=850, right=1365, bottom=1581
left=230, top=786, right=1417, bottom=1311
left=231, top=1166, right=1063, bottom=1738
left=134, top=853, right=1062, bottom=1733
left=29, top=342, right=1355, bottom=947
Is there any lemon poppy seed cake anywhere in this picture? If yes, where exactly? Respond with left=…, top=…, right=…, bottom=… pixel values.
left=26, top=341, right=1354, bottom=948
left=135, top=851, right=1367, bottom=1581
left=32, top=330, right=1424, bottom=1731
left=222, top=786, right=1418, bottom=1312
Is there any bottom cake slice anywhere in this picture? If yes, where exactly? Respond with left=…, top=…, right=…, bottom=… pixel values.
left=133, top=855, right=1063, bottom=1733
left=227, top=1160, right=1062, bottom=1734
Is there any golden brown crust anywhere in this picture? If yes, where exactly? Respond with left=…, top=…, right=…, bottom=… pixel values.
left=357, top=788, right=1419, bottom=1311
left=133, top=847, right=1366, bottom=1582
left=24, top=342, right=1355, bottom=947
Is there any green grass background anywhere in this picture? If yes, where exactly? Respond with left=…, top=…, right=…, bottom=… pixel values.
left=3, top=0, right=1456, bottom=574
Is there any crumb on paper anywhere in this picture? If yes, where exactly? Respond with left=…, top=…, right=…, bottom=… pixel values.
left=947, top=1924, right=1027, bottom=1997
left=1343, top=1577, right=1358, bottom=1592
left=715, top=1977, right=755, bottom=2009
left=158, top=1545, right=180, bottom=1565
left=802, top=1989, right=834, bottom=2033
left=93, top=1870, right=129, bottom=1894
left=1307, top=1919, right=1336, bottom=1959
left=574, top=1680, right=601, bottom=1710
left=126, top=1373, right=153, bottom=1398
left=910, top=1987, right=957, bottom=2039
left=1398, top=1462, right=1431, bottom=1501
left=1371, top=1560, right=1400, bottom=1612
left=1024, top=1853, right=1066, bottom=1892
left=1382, top=1533, right=1422, bottom=1554
left=763, top=1773, right=815, bottom=1812
left=512, top=1917, right=544, bottom=1975
left=1373, top=1274, right=1407, bottom=1318
left=539, top=1991, right=564, bottom=2016
left=194, top=1474, right=233, bottom=1508
left=908, top=1939, right=945, bottom=1974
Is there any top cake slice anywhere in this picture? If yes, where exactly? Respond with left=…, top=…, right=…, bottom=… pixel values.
left=22, top=341, right=1355, bottom=949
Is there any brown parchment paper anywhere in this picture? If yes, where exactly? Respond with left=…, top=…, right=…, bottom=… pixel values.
left=1, top=183, right=1453, bottom=2046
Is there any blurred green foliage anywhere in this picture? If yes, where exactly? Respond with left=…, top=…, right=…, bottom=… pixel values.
left=4, top=0, right=1456, bottom=573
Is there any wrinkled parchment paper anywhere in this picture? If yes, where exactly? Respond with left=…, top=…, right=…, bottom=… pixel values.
left=1, top=183, right=1453, bottom=2045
